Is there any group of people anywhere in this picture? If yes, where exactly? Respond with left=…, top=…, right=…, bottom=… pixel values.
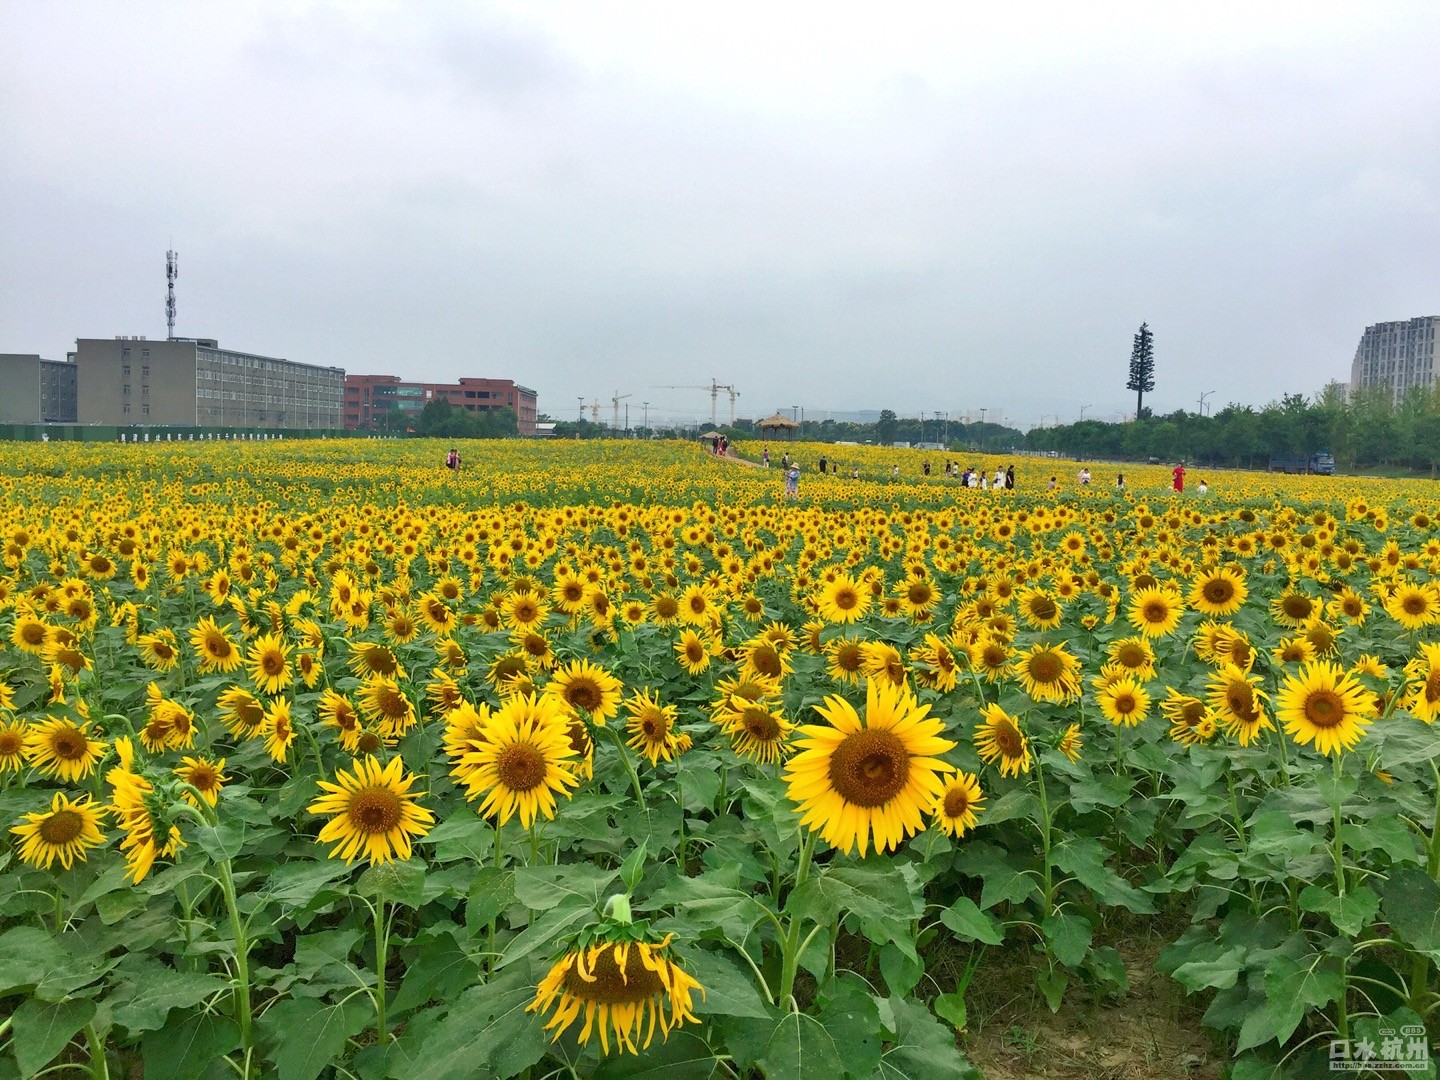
left=709, top=435, right=730, bottom=456
left=926, top=461, right=1016, bottom=490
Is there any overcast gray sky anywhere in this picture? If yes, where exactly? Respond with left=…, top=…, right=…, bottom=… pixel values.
left=3, top=2, right=1438, bottom=428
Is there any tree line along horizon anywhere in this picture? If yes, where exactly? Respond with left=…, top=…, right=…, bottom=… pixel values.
left=407, top=326, right=1440, bottom=473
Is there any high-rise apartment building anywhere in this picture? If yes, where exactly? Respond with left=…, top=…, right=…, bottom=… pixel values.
left=1350, top=317, right=1440, bottom=399
left=74, top=337, right=344, bottom=428
left=344, top=374, right=538, bottom=435
left=0, top=354, right=77, bottom=423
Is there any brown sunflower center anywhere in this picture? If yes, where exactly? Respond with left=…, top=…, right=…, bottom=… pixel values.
left=261, top=652, right=284, bottom=676
left=1112, top=693, right=1138, bottom=715
left=21, top=623, right=46, bottom=645
left=742, top=708, right=780, bottom=741
left=1028, top=596, right=1057, bottom=621
left=833, top=587, right=859, bottom=610
left=1203, top=579, right=1234, bottom=604
left=566, top=720, right=592, bottom=757
left=1402, top=593, right=1428, bottom=616
left=1027, top=651, right=1062, bottom=684
left=1282, top=595, right=1313, bottom=620
left=1304, top=690, right=1344, bottom=729
left=993, top=719, right=1025, bottom=758
left=827, top=729, right=911, bottom=808
left=357, top=732, right=383, bottom=753
left=369, top=686, right=405, bottom=719
left=39, top=809, right=84, bottom=844
left=943, top=785, right=973, bottom=818
left=835, top=642, right=863, bottom=671
left=51, top=731, right=86, bottom=760
left=1226, top=683, right=1260, bottom=723
left=749, top=647, right=782, bottom=677
left=495, top=743, right=547, bottom=792
left=348, top=788, right=403, bottom=834
left=639, top=712, right=669, bottom=741
left=1142, top=600, right=1170, bottom=623
left=562, top=944, right=666, bottom=1004
left=1116, top=643, right=1146, bottom=668
left=564, top=678, right=603, bottom=712
left=685, top=641, right=705, bottom=663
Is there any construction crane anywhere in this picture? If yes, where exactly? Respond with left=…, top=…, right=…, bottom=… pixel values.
left=584, top=398, right=601, bottom=423
left=611, top=392, right=632, bottom=428
left=652, top=379, right=740, bottom=426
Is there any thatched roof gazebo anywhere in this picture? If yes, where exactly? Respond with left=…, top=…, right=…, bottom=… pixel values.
left=757, top=412, right=801, bottom=441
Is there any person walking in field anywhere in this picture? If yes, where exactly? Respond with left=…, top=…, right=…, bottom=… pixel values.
left=1172, top=462, right=1186, bottom=493
left=1005, top=464, right=1015, bottom=489
left=785, top=463, right=801, bottom=499
left=445, top=448, right=461, bottom=474
left=762, top=448, right=770, bottom=468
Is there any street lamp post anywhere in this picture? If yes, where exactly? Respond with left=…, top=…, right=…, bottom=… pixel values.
left=642, top=401, right=650, bottom=436
left=1080, top=404, right=1094, bottom=421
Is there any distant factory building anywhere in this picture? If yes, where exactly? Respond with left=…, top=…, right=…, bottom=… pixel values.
left=74, top=337, right=344, bottom=429
left=345, top=374, right=538, bottom=435
left=1350, top=316, right=1440, bottom=399
left=0, top=354, right=78, bottom=423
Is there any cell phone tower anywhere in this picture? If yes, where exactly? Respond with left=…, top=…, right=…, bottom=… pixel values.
left=165, top=249, right=178, bottom=339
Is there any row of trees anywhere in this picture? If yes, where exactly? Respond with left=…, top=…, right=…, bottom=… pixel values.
left=1024, top=382, right=1440, bottom=473
left=544, top=412, right=1027, bottom=451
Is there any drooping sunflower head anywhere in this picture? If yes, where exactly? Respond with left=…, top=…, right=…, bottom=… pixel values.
left=1207, top=664, right=1273, bottom=745
left=528, top=930, right=704, bottom=1055
left=1269, top=588, right=1319, bottom=629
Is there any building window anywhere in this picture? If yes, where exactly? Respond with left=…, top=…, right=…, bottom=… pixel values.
left=142, top=365, right=150, bottom=377
left=122, top=364, right=130, bottom=378
left=142, top=404, right=149, bottom=415
left=122, top=384, right=130, bottom=396
left=123, top=404, right=130, bottom=414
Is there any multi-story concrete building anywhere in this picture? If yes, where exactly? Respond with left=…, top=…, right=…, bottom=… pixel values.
left=344, top=374, right=538, bottom=435
left=1350, top=317, right=1440, bottom=399
left=74, top=337, right=344, bottom=428
left=0, top=354, right=78, bottom=423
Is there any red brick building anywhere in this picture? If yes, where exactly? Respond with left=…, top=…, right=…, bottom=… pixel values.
left=344, top=375, right=538, bottom=435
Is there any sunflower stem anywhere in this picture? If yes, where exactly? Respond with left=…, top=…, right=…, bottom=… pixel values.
left=53, top=886, right=64, bottom=935
left=83, top=1022, right=108, bottom=1080
left=606, top=725, right=646, bottom=812
left=1330, top=753, right=1347, bottom=898
left=1033, top=753, right=1054, bottom=918
left=374, top=896, right=389, bottom=1043
left=216, top=857, right=254, bottom=1056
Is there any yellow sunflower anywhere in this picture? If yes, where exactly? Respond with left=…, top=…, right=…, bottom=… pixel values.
left=547, top=659, right=623, bottom=727
left=456, top=693, right=579, bottom=827
left=1096, top=676, right=1151, bottom=727
left=308, top=755, right=435, bottom=865
left=1128, top=587, right=1183, bottom=638
left=247, top=632, right=293, bottom=696
left=624, top=690, right=682, bottom=766
left=1207, top=664, right=1274, bottom=746
left=784, top=680, right=956, bottom=856
left=24, top=718, right=106, bottom=782
left=1276, top=661, right=1377, bottom=757
left=1188, top=566, right=1248, bottom=617
left=1011, top=642, right=1082, bottom=703
left=10, top=791, right=108, bottom=870
left=528, top=931, right=703, bottom=1055
left=972, top=703, right=1031, bottom=777
left=673, top=629, right=715, bottom=675
left=816, top=574, right=871, bottom=624
left=932, top=771, right=985, bottom=838
left=190, top=616, right=244, bottom=673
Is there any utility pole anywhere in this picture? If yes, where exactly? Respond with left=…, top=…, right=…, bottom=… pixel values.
left=642, top=401, right=650, bottom=435
left=979, top=407, right=987, bottom=425
left=624, top=403, right=629, bottom=436
left=919, top=411, right=925, bottom=445
left=577, top=396, right=584, bottom=421
left=792, top=404, right=799, bottom=422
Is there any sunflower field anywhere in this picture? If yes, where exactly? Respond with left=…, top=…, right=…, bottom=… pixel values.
left=3, top=438, right=1440, bottom=1079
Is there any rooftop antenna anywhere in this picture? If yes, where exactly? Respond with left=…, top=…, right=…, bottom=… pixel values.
left=165, top=248, right=178, bottom=339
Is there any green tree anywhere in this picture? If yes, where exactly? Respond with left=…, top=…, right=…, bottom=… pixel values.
left=1126, top=323, right=1155, bottom=420
left=876, top=409, right=898, bottom=445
